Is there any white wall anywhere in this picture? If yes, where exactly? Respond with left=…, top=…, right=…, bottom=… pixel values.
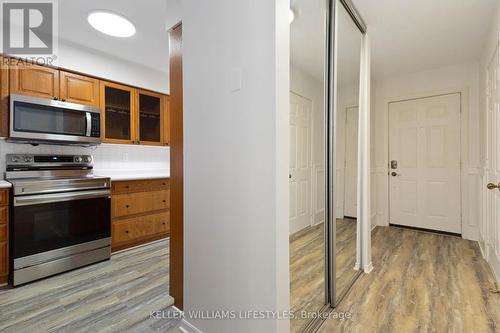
left=0, top=140, right=169, bottom=175
left=479, top=1, right=500, bottom=282
left=182, top=0, right=289, bottom=333
left=58, top=40, right=169, bottom=94
left=290, top=66, right=325, bottom=226
left=373, top=62, right=481, bottom=241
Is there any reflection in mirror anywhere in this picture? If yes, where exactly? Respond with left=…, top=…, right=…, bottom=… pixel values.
left=335, top=0, right=362, bottom=303
left=289, top=0, right=327, bottom=331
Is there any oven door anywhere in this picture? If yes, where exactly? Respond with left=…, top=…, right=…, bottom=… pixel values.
left=11, top=189, right=111, bottom=265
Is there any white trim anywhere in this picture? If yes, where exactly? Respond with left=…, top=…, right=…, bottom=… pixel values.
left=358, top=32, right=372, bottom=272
left=363, top=262, right=374, bottom=274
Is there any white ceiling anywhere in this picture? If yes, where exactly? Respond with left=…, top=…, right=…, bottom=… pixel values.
left=59, top=0, right=170, bottom=75
left=355, top=0, right=497, bottom=79
left=290, top=0, right=327, bottom=82
left=291, top=0, right=497, bottom=82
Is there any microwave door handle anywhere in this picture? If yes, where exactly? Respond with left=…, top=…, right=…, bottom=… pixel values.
left=14, top=189, right=111, bottom=207
left=86, top=112, right=91, bottom=137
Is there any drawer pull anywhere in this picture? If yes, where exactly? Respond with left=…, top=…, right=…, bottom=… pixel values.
left=162, top=200, right=166, bottom=203
left=162, top=182, right=166, bottom=185
left=125, top=230, right=129, bottom=234
left=162, top=222, right=166, bottom=225
left=126, top=205, right=130, bottom=208
left=125, top=185, right=129, bottom=189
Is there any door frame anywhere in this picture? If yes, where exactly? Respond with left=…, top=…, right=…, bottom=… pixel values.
left=384, top=89, right=472, bottom=238
left=289, top=90, right=315, bottom=232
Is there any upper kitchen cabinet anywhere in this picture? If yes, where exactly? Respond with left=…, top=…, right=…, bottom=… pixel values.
left=136, top=90, right=165, bottom=145
left=100, top=81, right=135, bottom=144
left=10, top=63, right=60, bottom=99
left=0, top=56, right=9, bottom=137
left=60, top=71, right=100, bottom=107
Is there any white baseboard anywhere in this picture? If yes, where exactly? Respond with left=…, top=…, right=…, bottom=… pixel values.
left=364, top=262, right=373, bottom=273
left=354, top=262, right=361, bottom=270
left=172, top=306, right=204, bottom=333
left=477, top=243, right=500, bottom=283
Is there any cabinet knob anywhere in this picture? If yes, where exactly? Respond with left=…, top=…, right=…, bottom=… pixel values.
left=162, top=182, right=166, bottom=186
left=162, top=200, right=166, bottom=203
left=125, top=230, right=129, bottom=234
left=125, top=205, right=130, bottom=208
left=162, top=222, right=166, bottom=225
left=125, top=185, right=129, bottom=189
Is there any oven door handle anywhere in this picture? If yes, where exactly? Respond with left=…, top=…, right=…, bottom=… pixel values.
left=14, top=189, right=111, bottom=207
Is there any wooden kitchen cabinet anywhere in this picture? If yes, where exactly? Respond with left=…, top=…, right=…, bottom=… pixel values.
left=111, top=179, right=170, bottom=251
left=0, top=189, right=9, bottom=284
left=60, top=71, right=100, bottom=107
left=136, top=89, right=165, bottom=145
left=0, top=56, right=8, bottom=137
left=100, top=81, right=135, bottom=144
left=10, top=63, right=60, bottom=99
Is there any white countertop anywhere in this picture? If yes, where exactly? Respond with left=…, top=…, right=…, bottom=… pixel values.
left=0, top=180, right=11, bottom=188
left=95, top=171, right=170, bottom=181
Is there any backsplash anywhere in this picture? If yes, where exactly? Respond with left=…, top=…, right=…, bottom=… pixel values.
left=0, top=139, right=169, bottom=175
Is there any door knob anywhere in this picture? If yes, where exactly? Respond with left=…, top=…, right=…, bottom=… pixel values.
left=391, top=172, right=399, bottom=177
left=289, top=174, right=292, bottom=179
left=487, top=182, right=500, bottom=190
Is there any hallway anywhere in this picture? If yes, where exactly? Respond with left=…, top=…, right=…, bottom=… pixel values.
left=318, top=227, right=500, bottom=332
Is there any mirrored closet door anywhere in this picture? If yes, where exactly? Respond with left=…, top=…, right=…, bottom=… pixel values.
left=289, top=0, right=328, bottom=331
left=289, top=0, right=367, bottom=331
left=334, top=0, right=364, bottom=304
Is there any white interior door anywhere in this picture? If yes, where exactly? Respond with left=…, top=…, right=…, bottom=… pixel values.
left=485, top=45, right=500, bottom=262
left=344, top=107, right=358, bottom=218
left=389, top=94, right=461, bottom=234
left=289, top=92, right=312, bottom=234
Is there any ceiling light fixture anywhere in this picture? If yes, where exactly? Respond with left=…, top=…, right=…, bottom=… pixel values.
left=88, top=11, right=136, bottom=38
left=289, top=9, right=295, bottom=24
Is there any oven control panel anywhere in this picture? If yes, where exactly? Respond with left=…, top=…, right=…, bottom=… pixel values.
left=7, top=154, right=93, bottom=166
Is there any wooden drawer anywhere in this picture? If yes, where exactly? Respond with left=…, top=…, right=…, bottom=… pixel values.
left=112, top=178, right=169, bottom=194
left=112, top=211, right=169, bottom=247
left=0, top=224, right=6, bottom=241
left=112, top=190, right=169, bottom=218
left=0, top=190, right=8, bottom=206
left=0, top=206, right=7, bottom=224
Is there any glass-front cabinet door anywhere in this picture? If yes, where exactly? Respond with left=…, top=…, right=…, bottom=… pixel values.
left=136, top=90, right=164, bottom=145
left=100, top=81, right=135, bottom=144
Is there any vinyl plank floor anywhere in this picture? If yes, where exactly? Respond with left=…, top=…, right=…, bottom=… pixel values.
left=318, top=227, right=500, bottom=333
left=290, top=219, right=358, bottom=333
left=0, top=239, right=178, bottom=333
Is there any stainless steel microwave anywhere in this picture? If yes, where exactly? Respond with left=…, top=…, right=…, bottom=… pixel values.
left=9, top=94, right=102, bottom=145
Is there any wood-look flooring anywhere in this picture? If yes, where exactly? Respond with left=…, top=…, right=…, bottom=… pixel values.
left=0, top=240, right=177, bottom=333
left=290, top=219, right=358, bottom=333
left=318, top=226, right=500, bottom=333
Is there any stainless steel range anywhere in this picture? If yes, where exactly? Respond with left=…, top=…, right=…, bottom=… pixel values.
left=6, top=154, right=111, bottom=286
